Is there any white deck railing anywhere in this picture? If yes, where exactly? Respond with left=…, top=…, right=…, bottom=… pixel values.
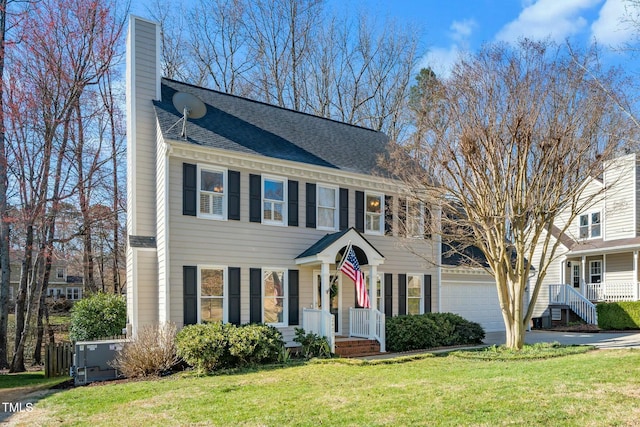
left=584, top=282, right=639, bottom=302
left=349, top=308, right=386, bottom=352
left=549, top=284, right=598, bottom=325
left=302, top=308, right=335, bottom=353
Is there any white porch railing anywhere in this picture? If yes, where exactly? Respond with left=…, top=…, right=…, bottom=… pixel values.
left=584, top=282, right=640, bottom=302
left=549, top=284, right=598, bottom=325
left=302, top=308, right=335, bottom=353
left=349, top=308, right=386, bottom=352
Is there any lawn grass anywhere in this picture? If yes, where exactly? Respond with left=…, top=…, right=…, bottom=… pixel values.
left=12, top=348, right=640, bottom=426
left=0, top=371, right=68, bottom=390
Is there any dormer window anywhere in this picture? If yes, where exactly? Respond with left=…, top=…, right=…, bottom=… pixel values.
left=579, top=212, right=601, bottom=239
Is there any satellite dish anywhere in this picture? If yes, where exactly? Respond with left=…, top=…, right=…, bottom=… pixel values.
left=171, top=92, right=206, bottom=139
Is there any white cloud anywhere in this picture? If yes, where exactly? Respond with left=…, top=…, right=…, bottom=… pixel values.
left=496, top=0, right=602, bottom=43
left=590, top=0, right=634, bottom=46
left=420, top=45, right=463, bottom=78
left=450, top=19, right=477, bottom=43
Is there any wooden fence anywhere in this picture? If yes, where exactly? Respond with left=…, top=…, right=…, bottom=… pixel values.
left=45, top=342, right=73, bottom=378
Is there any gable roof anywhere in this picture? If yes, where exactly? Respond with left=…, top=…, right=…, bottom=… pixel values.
left=153, top=78, right=390, bottom=176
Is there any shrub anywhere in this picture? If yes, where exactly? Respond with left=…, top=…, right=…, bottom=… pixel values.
left=176, top=322, right=285, bottom=372
left=69, top=293, right=126, bottom=341
left=111, top=323, right=180, bottom=378
left=597, top=302, right=640, bottom=330
left=293, top=328, right=331, bottom=359
left=386, top=312, right=485, bottom=352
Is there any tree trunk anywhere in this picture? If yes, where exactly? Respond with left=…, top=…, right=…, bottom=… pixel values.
left=0, top=0, right=10, bottom=370
left=10, top=225, right=34, bottom=372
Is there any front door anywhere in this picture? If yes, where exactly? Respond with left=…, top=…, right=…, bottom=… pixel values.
left=313, top=273, right=341, bottom=335
left=571, top=263, right=581, bottom=288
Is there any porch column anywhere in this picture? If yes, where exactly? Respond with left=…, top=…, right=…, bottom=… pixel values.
left=634, top=251, right=639, bottom=301
left=581, top=256, right=586, bottom=292
left=368, top=264, right=377, bottom=340
left=320, top=261, right=331, bottom=337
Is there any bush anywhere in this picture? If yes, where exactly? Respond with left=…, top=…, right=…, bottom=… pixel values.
left=69, top=293, right=126, bottom=341
left=176, top=322, right=284, bottom=372
left=293, top=328, right=331, bottom=359
left=597, top=302, right=640, bottom=330
left=111, top=323, right=179, bottom=378
left=386, top=312, right=485, bottom=352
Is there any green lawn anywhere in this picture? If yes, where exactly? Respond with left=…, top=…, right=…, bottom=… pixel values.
left=14, top=349, right=640, bottom=426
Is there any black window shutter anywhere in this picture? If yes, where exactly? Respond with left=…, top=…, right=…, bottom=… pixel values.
left=306, top=183, right=316, bottom=228
left=424, top=206, right=432, bottom=239
left=398, top=197, right=407, bottom=237
left=385, top=195, right=393, bottom=236
left=183, top=266, right=198, bottom=325
left=249, top=268, right=262, bottom=323
left=398, top=274, right=407, bottom=315
left=249, top=174, right=261, bottom=223
left=384, top=273, right=393, bottom=318
left=288, top=270, right=299, bottom=325
left=355, top=191, right=364, bottom=232
left=183, top=163, right=197, bottom=216
left=228, top=267, right=241, bottom=325
left=288, top=180, right=299, bottom=226
left=424, top=274, right=432, bottom=313
left=228, top=171, right=240, bottom=221
left=339, top=188, right=349, bottom=230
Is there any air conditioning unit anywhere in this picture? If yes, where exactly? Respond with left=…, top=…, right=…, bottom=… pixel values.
left=73, top=339, right=127, bottom=386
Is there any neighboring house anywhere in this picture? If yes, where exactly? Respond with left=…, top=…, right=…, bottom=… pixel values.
left=531, top=153, right=640, bottom=325
left=5, top=262, right=83, bottom=302
left=126, top=16, right=502, bottom=353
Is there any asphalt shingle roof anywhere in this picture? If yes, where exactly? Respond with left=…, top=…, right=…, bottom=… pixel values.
left=154, top=79, right=390, bottom=175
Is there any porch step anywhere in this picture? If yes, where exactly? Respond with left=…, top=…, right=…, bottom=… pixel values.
left=334, top=338, right=381, bottom=357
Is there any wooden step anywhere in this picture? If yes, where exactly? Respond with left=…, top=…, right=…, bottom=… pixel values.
left=334, top=338, right=381, bottom=357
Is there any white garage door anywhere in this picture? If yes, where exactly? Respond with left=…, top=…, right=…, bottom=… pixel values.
left=440, top=274, right=505, bottom=332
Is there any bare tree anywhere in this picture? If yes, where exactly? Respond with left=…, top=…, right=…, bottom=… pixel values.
left=393, top=40, right=637, bottom=349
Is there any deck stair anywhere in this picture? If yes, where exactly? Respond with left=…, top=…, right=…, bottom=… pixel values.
left=334, top=337, right=381, bottom=357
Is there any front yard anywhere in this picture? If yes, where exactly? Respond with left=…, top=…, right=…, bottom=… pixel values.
left=8, top=348, right=640, bottom=426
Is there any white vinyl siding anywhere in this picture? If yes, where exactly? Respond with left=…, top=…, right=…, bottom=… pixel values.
left=365, top=192, right=384, bottom=235
left=317, top=184, right=338, bottom=230
left=198, top=166, right=226, bottom=220
left=262, top=176, right=287, bottom=226
left=199, top=266, right=227, bottom=323
left=603, top=153, right=636, bottom=240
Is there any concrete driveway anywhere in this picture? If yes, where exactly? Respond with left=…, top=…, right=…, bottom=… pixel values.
left=483, top=330, right=640, bottom=349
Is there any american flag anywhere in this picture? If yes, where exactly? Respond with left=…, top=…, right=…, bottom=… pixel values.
left=340, top=246, right=370, bottom=308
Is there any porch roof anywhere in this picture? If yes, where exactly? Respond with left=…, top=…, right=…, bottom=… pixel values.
left=295, top=227, right=385, bottom=266
left=566, top=236, right=640, bottom=256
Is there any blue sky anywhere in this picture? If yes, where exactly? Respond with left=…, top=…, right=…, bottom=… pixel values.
left=330, top=0, right=638, bottom=75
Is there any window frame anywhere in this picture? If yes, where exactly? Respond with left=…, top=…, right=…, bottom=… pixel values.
left=364, top=272, right=384, bottom=312
left=406, top=274, right=423, bottom=315
left=578, top=211, right=601, bottom=239
left=405, top=199, right=425, bottom=239
left=262, top=267, right=288, bottom=327
left=316, top=183, right=339, bottom=231
left=589, top=260, right=602, bottom=284
left=66, top=287, right=82, bottom=300
left=262, top=175, right=288, bottom=226
left=55, top=267, right=66, bottom=280
left=198, top=265, right=228, bottom=324
left=364, top=191, right=384, bottom=235
left=197, top=165, right=227, bottom=220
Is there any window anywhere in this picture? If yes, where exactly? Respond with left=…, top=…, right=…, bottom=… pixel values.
left=406, top=200, right=425, bottom=238
left=263, top=176, right=286, bottom=225
left=263, top=269, right=287, bottom=325
left=56, top=268, right=65, bottom=280
left=66, top=287, right=81, bottom=300
left=198, top=166, right=226, bottom=219
left=365, top=273, right=384, bottom=312
left=579, top=212, right=601, bottom=239
left=317, top=184, right=338, bottom=230
left=572, top=264, right=580, bottom=288
left=590, top=260, right=602, bottom=284
left=199, top=267, right=226, bottom=323
left=407, top=274, right=423, bottom=315
left=365, top=192, right=384, bottom=234
left=48, top=288, right=63, bottom=299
